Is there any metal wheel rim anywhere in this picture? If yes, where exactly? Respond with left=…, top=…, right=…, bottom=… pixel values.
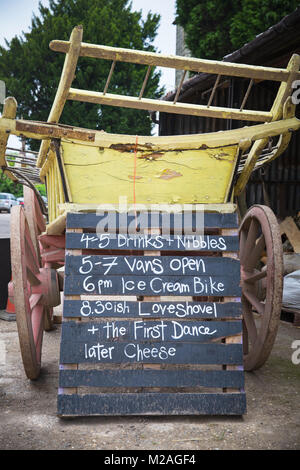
left=23, top=186, right=53, bottom=332
left=239, top=204, right=283, bottom=371
left=10, top=206, right=45, bottom=379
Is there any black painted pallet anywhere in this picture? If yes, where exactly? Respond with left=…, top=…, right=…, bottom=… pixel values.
left=58, top=211, right=246, bottom=417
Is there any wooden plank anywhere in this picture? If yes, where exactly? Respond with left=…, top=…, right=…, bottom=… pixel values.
left=59, top=368, right=245, bottom=389
left=68, top=88, right=272, bottom=122
left=280, top=217, right=300, bottom=253
left=61, top=319, right=243, bottom=343
left=63, top=299, right=242, bottom=319
left=64, top=273, right=242, bottom=297
left=68, top=116, right=300, bottom=149
left=50, top=40, right=295, bottom=83
left=64, top=254, right=240, bottom=277
left=57, top=392, right=246, bottom=416
left=1, top=116, right=300, bottom=149
left=66, top=211, right=239, bottom=230
left=59, top=341, right=243, bottom=365
left=59, top=203, right=238, bottom=217
left=66, top=232, right=239, bottom=252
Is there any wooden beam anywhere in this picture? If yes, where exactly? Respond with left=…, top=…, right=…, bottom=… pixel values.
left=280, top=217, right=300, bottom=253
left=50, top=40, right=300, bottom=83
left=68, top=88, right=272, bottom=122
left=0, top=117, right=95, bottom=142
left=36, top=26, right=83, bottom=168
left=1, top=115, right=299, bottom=151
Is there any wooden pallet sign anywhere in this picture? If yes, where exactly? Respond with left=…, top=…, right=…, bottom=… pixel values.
left=57, top=211, right=246, bottom=417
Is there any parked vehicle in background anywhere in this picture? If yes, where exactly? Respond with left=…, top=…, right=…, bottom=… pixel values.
left=17, top=197, right=24, bottom=206
left=0, top=193, right=18, bottom=213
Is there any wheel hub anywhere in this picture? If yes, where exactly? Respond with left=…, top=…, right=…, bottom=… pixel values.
left=8, top=268, right=60, bottom=308
left=240, top=266, right=266, bottom=301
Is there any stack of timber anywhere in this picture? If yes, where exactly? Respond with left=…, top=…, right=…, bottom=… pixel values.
left=281, top=213, right=300, bottom=326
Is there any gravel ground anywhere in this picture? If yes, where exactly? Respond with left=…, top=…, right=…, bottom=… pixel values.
left=0, top=314, right=299, bottom=451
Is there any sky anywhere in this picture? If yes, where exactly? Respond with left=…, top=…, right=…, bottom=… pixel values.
left=0, top=0, right=177, bottom=146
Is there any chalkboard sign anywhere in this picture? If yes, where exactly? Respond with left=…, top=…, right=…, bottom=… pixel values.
left=58, top=211, right=246, bottom=417
left=66, top=211, right=239, bottom=232
left=66, top=232, right=240, bottom=252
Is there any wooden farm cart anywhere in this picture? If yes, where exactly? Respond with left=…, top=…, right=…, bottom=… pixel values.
left=1, top=26, right=300, bottom=416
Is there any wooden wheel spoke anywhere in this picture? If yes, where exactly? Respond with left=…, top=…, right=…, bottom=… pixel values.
left=240, top=218, right=260, bottom=263
left=242, top=322, right=249, bottom=355
left=29, top=293, right=43, bottom=310
left=243, top=300, right=258, bottom=345
left=44, top=306, right=54, bottom=332
left=239, top=228, right=247, bottom=256
left=35, top=200, right=46, bottom=233
left=25, top=247, right=40, bottom=276
left=244, top=234, right=266, bottom=271
left=25, top=233, right=40, bottom=274
left=243, top=289, right=265, bottom=315
left=244, top=268, right=267, bottom=284
left=26, top=265, right=40, bottom=286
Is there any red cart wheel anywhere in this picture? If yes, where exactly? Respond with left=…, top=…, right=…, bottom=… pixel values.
left=23, top=186, right=46, bottom=257
left=10, top=205, right=60, bottom=379
left=23, top=186, right=53, bottom=331
left=239, top=205, right=283, bottom=371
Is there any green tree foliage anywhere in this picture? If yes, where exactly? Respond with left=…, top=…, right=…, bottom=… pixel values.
left=0, top=0, right=163, bottom=148
left=0, top=153, right=22, bottom=197
left=35, top=183, right=46, bottom=196
left=0, top=171, right=23, bottom=197
left=175, top=0, right=299, bottom=60
left=0, top=173, right=46, bottom=197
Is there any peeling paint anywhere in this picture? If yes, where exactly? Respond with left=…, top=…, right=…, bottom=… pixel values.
left=109, top=143, right=153, bottom=152
left=128, top=175, right=143, bottom=180
left=209, top=151, right=234, bottom=162
left=158, top=168, right=183, bottom=180
left=138, top=152, right=164, bottom=160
